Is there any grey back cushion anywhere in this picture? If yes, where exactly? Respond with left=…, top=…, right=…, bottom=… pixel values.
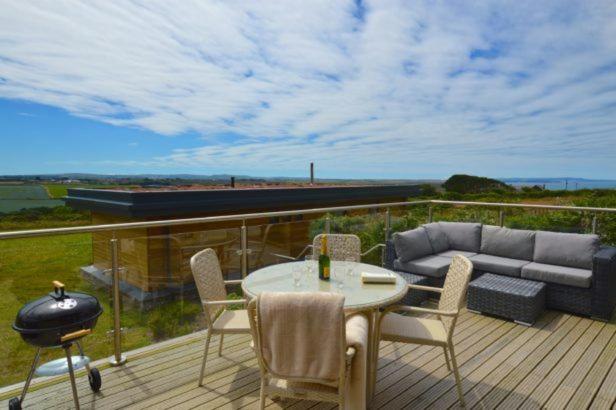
left=392, top=227, right=434, bottom=263
left=438, top=222, right=482, bottom=253
left=533, top=231, right=600, bottom=269
left=480, top=225, right=536, bottom=261
left=423, top=222, right=450, bottom=253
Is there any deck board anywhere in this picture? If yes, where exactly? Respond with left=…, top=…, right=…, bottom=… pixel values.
left=1, top=309, right=614, bottom=410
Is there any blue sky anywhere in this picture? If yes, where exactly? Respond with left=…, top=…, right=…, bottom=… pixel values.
left=1, top=0, right=615, bottom=179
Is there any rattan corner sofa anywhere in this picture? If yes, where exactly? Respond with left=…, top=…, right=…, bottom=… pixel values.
left=385, top=222, right=616, bottom=321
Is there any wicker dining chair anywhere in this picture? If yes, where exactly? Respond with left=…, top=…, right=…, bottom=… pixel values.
left=312, top=234, right=361, bottom=262
left=247, top=293, right=356, bottom=409
left=377, top=255, right=473, bottom=406
left=190, top=248, right=251, bottom=386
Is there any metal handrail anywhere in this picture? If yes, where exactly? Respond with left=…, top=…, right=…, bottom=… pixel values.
left=2, top=199, right=614, bottom=240
left=0, top=200, right=430, bottom=239
left=430, top=200, right=616, bottom=213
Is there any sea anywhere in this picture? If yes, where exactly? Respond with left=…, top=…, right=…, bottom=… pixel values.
left=503, top=179, right=616, bottom=191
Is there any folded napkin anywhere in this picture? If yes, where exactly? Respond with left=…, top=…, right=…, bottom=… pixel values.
left=361, top=271, right=396, bottom=284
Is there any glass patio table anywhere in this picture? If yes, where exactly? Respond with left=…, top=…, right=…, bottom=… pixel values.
left=241, top=260, right=409, bottom=402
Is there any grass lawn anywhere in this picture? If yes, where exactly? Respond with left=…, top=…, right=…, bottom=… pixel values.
left=0, top=234, right=157, bottom=387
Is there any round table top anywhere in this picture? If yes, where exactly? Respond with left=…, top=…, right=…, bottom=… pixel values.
left=241, top=261, right=408, bottom=312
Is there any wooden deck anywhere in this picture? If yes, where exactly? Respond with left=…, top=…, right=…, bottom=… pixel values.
left=2, top=308, right=615, bottom=409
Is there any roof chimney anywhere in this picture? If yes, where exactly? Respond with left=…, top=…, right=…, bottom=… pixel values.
left=310, top=162, right=314, bottom=185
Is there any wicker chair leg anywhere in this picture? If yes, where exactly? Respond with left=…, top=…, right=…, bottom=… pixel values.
left=443, top=346, right=451, bottom=371
left=259, top=379, right=266, bottom=410
left=449, top=344, right=465, bottom=407
left=198, top=330, right=212, bottom=386
left=218, top=333, right=225, bottom=356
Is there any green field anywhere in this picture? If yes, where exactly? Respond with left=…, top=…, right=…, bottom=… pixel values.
left=0, top=185, right=64, bottom=213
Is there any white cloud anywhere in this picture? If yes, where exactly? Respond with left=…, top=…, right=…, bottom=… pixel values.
left=1, top=0, right=615, bottom=177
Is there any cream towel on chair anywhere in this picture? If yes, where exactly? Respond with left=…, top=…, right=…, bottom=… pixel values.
left=345, top=313, right=369, bottom=410
left=257, top=292, right=345, bottom=384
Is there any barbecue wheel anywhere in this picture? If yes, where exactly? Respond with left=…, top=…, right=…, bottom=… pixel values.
left=88, top=367, right=102, bottom=392
left=8, top=397, right=21, bottom=410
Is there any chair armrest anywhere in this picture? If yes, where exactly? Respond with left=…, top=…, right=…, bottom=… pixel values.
left=361, top=243, right=385, bottom=257
left=592, top=246, right=616, bottom=320
left=224, top=279, right=243, bottom=285
left=204, top=299, right=248, bottom=307
left=408, top=284, right=443, bottom=293
left=345, top=346, right=356, bottom=366
left=382, top=304, right=458, bottom=317
left=270, top=253, right=298, bottom=261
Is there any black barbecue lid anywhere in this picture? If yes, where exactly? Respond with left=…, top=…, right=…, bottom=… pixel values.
left=13, top=281, right=103, bottom=334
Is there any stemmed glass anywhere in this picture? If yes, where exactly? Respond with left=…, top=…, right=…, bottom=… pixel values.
left=344, top=256, right=356, bottom=277
left=292, top=264, right=302, bottom=287
left=333, top=261, right=344, bottom=289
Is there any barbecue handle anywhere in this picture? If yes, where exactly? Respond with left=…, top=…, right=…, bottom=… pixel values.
left=52, top=280, right=65, bottom=297
left=61, top=329, right=91, bottom=343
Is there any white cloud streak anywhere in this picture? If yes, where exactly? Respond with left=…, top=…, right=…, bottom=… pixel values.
left=1, top=0, right=615, bottom=177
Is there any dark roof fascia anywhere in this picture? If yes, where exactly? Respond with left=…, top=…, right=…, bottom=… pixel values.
left=65, top=185, right=421, bottom=218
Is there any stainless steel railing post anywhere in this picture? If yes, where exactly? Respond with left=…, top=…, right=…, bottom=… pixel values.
left=499, top=209, right=505, bottom=227
left=382, top=208, right=392, bottom=266
left=325, top=215, right=331, bottom=234
left=240, top=221, right=248, bottom=278
left=384, top=208, right=391, bottom=240
left=592, top=214, right=598, bottom=234
left=109, top=237, right=126, bottom=366
left=428, top=206, right=433, bottom=223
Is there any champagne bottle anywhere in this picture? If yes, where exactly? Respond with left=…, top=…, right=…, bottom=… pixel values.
left=318, top=235, right=330, bottom=281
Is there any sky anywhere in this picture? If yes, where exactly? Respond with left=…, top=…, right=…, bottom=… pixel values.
left=1, top=0, right=615, bottom=179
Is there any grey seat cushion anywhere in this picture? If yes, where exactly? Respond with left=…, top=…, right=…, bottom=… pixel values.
left=470, top=254, right=531, bottom=277
left=438, top=222, right=482, bottom=253
left=521, top=262, right=592, bottom=288
left=393, top=255, right=451, bottom=278
left=436, top=250, right=477, bottom=258
left=481, top=225, right=535, bottom=261
left=392, top=227, right=433, bottom=263
left=533, top=231, right=600, bottom=269
left=423, top=223, right=449, bottom=253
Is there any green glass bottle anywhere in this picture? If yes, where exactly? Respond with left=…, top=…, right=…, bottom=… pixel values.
left=318, top=235, right=330, bottom=281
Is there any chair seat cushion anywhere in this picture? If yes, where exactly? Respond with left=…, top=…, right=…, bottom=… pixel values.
left=394, top=255, right=451, bottom=278
left=213, top=309, right=250, bottom=331
left=521, top=262, right=592, bottom=288
left=470, top=254, right=531, bottom=277
left=436, top=249, right=477, bottom=258
left=380, top=313, right=447, bottom=344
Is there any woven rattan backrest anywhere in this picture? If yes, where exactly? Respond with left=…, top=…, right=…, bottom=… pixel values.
left=438, top=255, right=473, bottom=338
left=312, top=234, right=361, bottom=262
left=190, top=248, right=227, bottom=324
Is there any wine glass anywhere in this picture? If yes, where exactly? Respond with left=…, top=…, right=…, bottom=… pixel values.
left=292, top=265, right=302, bottom=287
left=345, top=256, right=356, bottom=277
left=333, top=262, right=344, bottom=289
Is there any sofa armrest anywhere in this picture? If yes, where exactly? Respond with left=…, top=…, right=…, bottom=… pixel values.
left=384, top=240, right=397, bottom=270
left=591, top=246, right=616, bottom=320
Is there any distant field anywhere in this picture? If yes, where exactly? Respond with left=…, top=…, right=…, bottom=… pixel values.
left=0, top=185, right=48, bottom=200
left=0, top=185, right=64, bottom=213
left=43, top=183, right=129, bottom=199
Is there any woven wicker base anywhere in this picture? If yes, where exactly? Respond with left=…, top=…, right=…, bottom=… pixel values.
left=467, top=273, right=546, bottom=325
left=395, top=271, right=430, bottom=306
